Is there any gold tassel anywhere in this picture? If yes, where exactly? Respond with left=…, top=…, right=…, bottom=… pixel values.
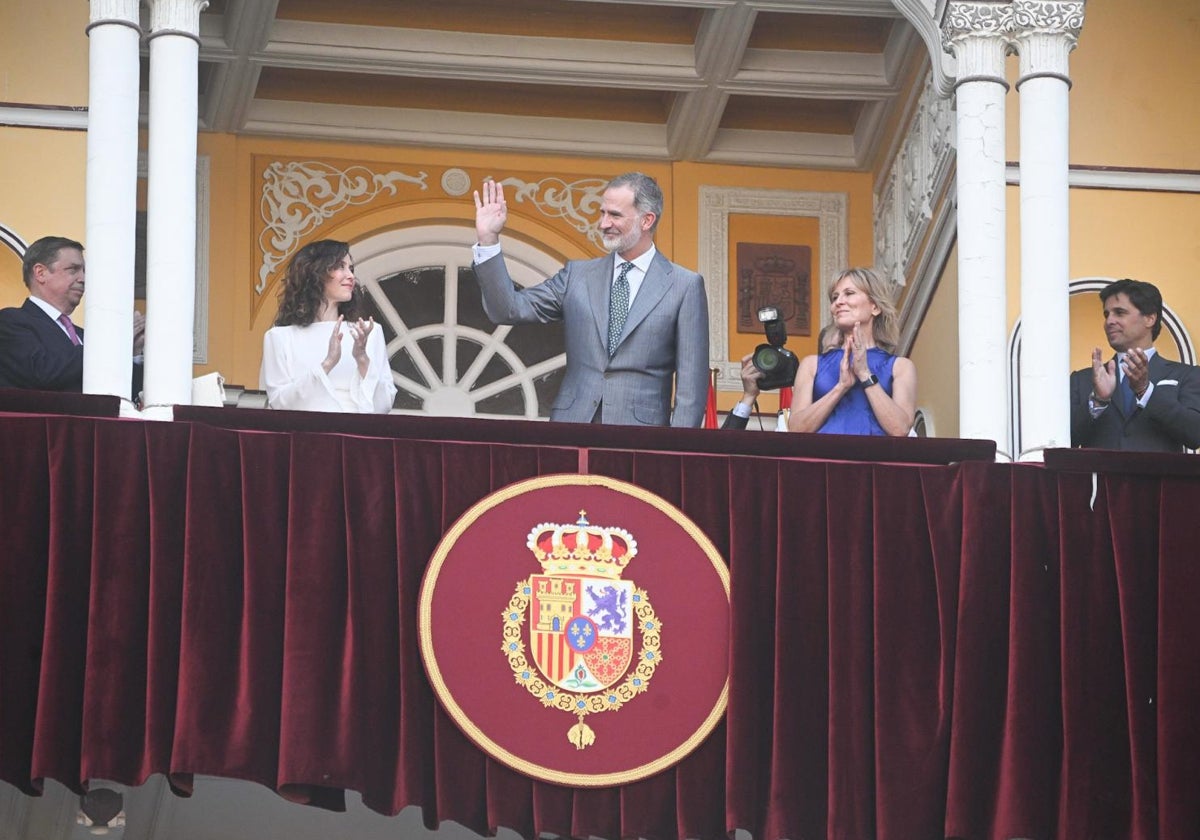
left=567, top=716, right=595, bottom=750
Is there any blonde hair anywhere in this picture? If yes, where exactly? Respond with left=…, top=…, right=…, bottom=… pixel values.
left=824, top=267, right=900, bottom=353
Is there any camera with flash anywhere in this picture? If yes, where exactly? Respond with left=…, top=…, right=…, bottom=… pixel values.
left=751, top=306, right=799, bottom=391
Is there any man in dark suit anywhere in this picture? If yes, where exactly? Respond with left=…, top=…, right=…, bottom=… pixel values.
left=472, top=172, right=709, bottom=428
left=0, top=236, right=144, bottom=394
left=0, top=236, right=89, bottom=391
left=1069, top=278, right=1200, bottom=452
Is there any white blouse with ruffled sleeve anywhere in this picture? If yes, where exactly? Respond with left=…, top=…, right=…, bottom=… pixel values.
left=260, top=321, right=396, bottom=413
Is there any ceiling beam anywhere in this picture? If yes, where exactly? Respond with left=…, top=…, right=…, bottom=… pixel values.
left=666, top=4, right=758, bottom=160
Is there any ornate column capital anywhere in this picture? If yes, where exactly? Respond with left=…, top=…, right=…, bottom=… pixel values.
left=87, top=0, right=140, bottom=33
left=146, top=0, right=209, bottom=41
left=941, top=2, right=1014, bottom=89
left=1011, top=1, right=1085, bottom=89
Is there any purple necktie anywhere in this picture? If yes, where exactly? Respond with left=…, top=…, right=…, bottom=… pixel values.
left=58, top=314, right=82, bottom=346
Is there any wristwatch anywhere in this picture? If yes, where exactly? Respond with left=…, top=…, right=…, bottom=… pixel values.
left=860, top=373, right=879, bottom=388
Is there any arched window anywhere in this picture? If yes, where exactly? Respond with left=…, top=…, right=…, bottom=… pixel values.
left=354, top=226, right=568, bottom=419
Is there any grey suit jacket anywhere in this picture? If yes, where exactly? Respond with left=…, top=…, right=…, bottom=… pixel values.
left=1069, top=352, right=1200, bottom=452
left=474, top=249, right=710, bottom=427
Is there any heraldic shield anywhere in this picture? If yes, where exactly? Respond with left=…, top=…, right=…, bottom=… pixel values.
left=509, top=514, right=660, bottom=749
left=530, top=572, right=634, bottom=693
left=419, top=474, right=729, bottom=788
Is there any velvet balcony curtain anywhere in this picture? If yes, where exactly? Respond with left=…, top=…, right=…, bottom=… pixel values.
left=1, top=405, right=1199, bottom=840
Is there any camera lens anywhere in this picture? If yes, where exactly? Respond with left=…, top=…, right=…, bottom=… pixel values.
left=752, top=342, right=798, bottom=390
left=753, top=345, right=782, bottom=371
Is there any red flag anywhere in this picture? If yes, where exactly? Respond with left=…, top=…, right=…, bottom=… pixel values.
left=703, top=368, right=718, bottom=429
left=778, top=386, right=793, bottom=411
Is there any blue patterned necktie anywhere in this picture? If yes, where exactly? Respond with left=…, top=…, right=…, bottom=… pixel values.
left=608, top=261, right=634, bottom=357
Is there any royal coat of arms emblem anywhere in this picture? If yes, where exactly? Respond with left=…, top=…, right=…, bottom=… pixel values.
left=502, top=512, right=661, bottom=749
left=419, top=473, right=728, bottom=786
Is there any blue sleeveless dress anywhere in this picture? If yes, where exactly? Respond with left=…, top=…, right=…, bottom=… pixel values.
left=812, top=348, right=897, bottom=435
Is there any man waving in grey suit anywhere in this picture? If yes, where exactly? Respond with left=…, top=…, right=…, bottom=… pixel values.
left=472, top=172, right=709, bottom=427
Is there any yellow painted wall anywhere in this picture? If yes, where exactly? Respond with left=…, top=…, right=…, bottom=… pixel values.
left=0, top=0, right=93, bottom=316
left=1032, top=0, right=1200, bottom=366
left=0, top=0, right=89, bottom=105
left=907, top=244, right=959, bottom=439
left=1068, top=0, right=1200, bottom=171
left=1066, top=190, right=1200, bottom=367
left=0, top=129, right=88, bottom=310
left=0, top=250, right=22, bottom=305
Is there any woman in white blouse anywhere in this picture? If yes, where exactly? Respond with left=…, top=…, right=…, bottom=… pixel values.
left=260, top=239, right=397, bottom=413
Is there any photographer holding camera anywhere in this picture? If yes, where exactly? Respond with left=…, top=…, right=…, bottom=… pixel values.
left=722, top=324, right=836, bottom=429
left=787, top=267, right=916, bottom=436
left=724, top=268, right=915, bottom=435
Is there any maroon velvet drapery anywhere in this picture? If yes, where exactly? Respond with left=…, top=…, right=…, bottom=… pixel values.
left=2, top=404, right=1200, bottom=840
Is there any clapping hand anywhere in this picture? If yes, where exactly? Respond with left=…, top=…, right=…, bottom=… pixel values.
left=321, top=316, right=345, bottom=374
left=1091, top=347, right=1117, bottom=401
left=837, top=323, right=872, bottom=389
left=1122, top=346, right=1150, bottom=398
left=848, top=323, right=872, bottom=379
left=350, top=317, right=375, bottom=372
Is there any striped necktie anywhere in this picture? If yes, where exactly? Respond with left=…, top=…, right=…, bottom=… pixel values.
left=608, top=261, right=634, bottom=357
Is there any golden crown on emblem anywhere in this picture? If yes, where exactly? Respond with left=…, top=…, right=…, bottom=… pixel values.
left=526, top=512, right=638, bottom=580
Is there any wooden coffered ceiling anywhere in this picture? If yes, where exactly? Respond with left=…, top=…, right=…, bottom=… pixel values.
left=190, top=0, right=923, bottom=169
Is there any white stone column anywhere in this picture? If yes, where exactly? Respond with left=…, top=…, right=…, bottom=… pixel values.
left=1013, top=0, right=1085, bottom=461
left=942, top=3, right=1013, bottom=457
left=142, top=0, right=208, bottom=416
left=83, top=0, right=141, bottom=403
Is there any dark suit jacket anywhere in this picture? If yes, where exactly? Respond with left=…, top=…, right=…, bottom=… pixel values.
left=0, top=298, right=85, bottom=391
left=1069, top=352, right=1200, bottom=452
left=722, top=411, right=750, bottom=430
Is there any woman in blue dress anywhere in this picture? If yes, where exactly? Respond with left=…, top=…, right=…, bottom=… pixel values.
left=785, top=267, right=917, bottom=436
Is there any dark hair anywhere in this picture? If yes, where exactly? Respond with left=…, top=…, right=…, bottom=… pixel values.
left=606, top=172, right=663, bottom=234
left=22, top=236, right=84, bottom=288
left=1100, top=278, right=1162, bottom=340
left=274, top=239, right=362, bottom=327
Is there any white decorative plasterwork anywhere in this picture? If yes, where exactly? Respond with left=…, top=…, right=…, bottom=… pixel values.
left=499, top=177, right=609, bottom=250
left=698, top=187, right=848, bottom=390
left=941, top=2, right=1015, bottom=81
left=874, top=69, right=956, bottom=288
left=257, top=161, right=429, bottom=293
left=440, top=167, right=471, bottom=197
left=87, top=0, right=140, bottom=28
left=942, top=1, right=1014, bottom=41
left=1012, top=0, right=1086, bottom=34
left=890, top=0, right=956, bottom=97
left=1012, top=0, right=1085, bottom=83
left=146, top=0, right=209, bottom=38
